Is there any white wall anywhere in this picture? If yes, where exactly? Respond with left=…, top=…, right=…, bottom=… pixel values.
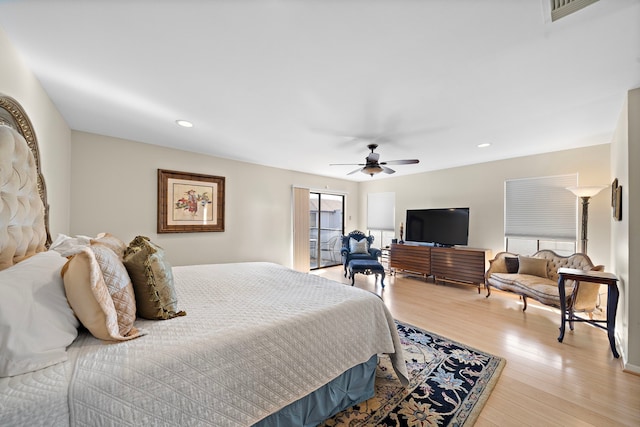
left=0, top=28, right=72, bottom=237
left=70, top=131, right=359, bottom=267
left=359, top=144, right=612, bottom=267
left=628, top=89, right=640, bottom=370
left=611, top=88, right=640, bottom=371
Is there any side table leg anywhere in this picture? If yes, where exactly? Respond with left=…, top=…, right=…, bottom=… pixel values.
left=607, top=285, right=620, bottom=358
left=558, top=276, right=567, bottom=342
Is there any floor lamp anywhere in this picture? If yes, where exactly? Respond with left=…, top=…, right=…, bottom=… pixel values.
left=566, top=186, right=606, bottom=254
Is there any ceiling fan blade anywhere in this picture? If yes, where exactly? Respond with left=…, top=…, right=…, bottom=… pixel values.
left=381, top=166, right=396, bottom=174
left=380, top=159, right=420, bottom=165
left=347, top=167, right=363, bottom=175
left=330, top=163, right=365, bottom=166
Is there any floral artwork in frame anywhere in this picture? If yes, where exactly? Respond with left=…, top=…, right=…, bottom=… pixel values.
left=158, top=169, right=225, bottom=233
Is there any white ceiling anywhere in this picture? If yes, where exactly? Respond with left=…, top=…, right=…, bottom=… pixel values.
left=1, top=0, right=639, bottom=181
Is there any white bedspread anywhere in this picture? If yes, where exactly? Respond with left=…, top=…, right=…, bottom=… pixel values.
left=1, top=262, right=407, bottom=426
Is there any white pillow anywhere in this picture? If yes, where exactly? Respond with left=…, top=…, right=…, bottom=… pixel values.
left=0, top=251, right=79, bottom=377
left=51, top=232, right=126, bottom=259
left=349, top=237, right=369, bottom=254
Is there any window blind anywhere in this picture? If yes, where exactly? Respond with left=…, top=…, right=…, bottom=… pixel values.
left=505, top=174, right=577, bottom=240
left=367, top=192, right=395, bottom=231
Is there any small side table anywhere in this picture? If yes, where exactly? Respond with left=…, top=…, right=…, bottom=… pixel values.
left=557, top=268, right=619, bottom=358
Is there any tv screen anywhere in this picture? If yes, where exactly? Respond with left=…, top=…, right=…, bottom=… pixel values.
left=405, top=208, right=469, bottom=247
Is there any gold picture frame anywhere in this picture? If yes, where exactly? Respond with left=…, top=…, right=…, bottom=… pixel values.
left=158, top=169, right=225, bottom=233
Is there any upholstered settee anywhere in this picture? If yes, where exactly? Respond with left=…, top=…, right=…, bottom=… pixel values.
left=485, top=250, right=602, bottom=312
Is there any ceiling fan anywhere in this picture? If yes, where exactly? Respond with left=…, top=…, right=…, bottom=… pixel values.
left=330, top=144, right=419, bottom=177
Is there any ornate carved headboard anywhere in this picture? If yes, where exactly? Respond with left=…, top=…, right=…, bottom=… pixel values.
left=0, top=94, right=52, bottom=270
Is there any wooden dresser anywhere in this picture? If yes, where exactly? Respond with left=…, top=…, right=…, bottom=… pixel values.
left=389, top=243, right=491, bottom=293
left=389, top=243, right=431, bottom=278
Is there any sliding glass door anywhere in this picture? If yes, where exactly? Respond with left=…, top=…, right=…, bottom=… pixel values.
left=309, top=193, right=344, bottom=269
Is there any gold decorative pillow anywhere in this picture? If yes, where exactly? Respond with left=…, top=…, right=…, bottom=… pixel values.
left=517, top=256, right=549, bottom=278
left=123, top=236, right=185, bottom=320
left=62, top=244, right=143, bottom=341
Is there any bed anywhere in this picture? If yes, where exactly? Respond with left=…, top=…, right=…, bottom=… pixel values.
left=0, top=94, right=408, bottom=426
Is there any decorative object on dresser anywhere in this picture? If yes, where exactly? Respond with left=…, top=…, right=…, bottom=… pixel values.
left=485, top=250, right=602, bottom=312
left=389, top=243, right=490, bottom=293
left=340, top=230, right=382, bottom=277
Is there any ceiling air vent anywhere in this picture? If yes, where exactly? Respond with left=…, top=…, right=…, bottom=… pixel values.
left=551, top=0, right=599, bottom=21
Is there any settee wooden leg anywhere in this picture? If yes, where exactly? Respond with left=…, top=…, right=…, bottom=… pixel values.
left=522, top=295, right=528, bottom=311
left=485, top=284, right=491, bottom=298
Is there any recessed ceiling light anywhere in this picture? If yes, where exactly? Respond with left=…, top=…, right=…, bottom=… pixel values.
left=176, top=120, right=193, bottom=128
left=477, top=143, right=491, bottom=148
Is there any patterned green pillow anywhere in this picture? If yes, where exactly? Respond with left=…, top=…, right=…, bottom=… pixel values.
left=123, top=236, right=186, bottom=320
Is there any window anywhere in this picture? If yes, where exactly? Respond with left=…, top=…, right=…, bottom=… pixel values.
left=367, top=192, right=396, bottom=249
left=505, top=174, right=577, bottom=255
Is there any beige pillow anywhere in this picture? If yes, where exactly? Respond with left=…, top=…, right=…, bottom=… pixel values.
left=91, top=232, right=126, bottom=259
left=62, top=244, right=143, bottom=341
left=517, top=256, right=549, bottom=278
left=123, top=236, right=185, bottom=320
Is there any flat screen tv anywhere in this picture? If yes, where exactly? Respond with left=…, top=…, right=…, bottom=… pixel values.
left=405, top=208, right=469, bottom=247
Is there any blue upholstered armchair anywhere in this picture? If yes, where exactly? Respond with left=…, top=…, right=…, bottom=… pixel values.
left=340, top=230, right=381, bottom=277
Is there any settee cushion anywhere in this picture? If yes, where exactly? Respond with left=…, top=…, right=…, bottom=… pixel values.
left=505, top=257, right=519, bottom=273
left=489, top=273, right=571, bottom=308
left=517, top=256, right=548, bottom=278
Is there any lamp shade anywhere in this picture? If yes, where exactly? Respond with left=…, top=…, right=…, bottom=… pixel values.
left=566, top=186, right=606, bottom=198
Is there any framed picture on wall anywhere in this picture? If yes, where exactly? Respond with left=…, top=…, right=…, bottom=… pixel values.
left=157, top=169, right=225, bottom=233
left=611, top=178, right=622, bottom=221
left=614, top=185, right=623, bottom=221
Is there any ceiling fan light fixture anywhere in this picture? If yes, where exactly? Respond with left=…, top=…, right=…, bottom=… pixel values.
left=362, top=164, right=383, bottom=176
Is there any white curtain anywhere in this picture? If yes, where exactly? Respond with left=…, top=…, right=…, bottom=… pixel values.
left=292, top=187, right=310, bottom=272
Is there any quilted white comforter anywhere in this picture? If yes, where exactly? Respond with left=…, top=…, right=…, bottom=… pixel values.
left=1, top=262, right=408, bottom=426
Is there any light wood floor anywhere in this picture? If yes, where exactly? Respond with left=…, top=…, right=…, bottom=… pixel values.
left=315, top=266, right=640, bottom=427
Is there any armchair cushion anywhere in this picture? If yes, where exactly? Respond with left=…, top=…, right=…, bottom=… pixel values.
left=504, top=256, right=519, bottom=273
left=349, top=237, right=369, bottom=254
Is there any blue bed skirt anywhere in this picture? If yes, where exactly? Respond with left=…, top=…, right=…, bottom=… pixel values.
left=253, top=354, right=378, bottom=427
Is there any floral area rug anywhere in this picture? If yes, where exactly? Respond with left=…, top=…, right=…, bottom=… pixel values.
left=321, top=321, right=506, bottom=426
